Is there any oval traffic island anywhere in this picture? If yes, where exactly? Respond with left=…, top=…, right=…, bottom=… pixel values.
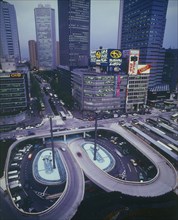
left=33, top=148, right=66, bottom=185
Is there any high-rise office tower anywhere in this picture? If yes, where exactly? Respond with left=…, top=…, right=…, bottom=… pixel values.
left=0, top=0, right=21, bottom=63
left=117, top=0, right=168, bottom=88
left=58, top=0, right=90, bottom=68
left=28, top=40, right=38, bottom=70
left=34, top=4, right=56, bottom=70
left=56, top=41, right=60, bottom=66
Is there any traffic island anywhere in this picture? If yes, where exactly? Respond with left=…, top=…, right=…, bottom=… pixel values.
left=33, top=148, right=66, bottom=185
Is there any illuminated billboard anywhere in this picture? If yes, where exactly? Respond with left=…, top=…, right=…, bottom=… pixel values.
left=90, top=50, right=96, bottom=64
left=128, top=50, right=140, bottom=75
left=10, top=73, right=22, bottom=78
left=114, top=75, right=121, bottom=97
left=90, top=49, right=123, bottom=72
left=108, top=49, right=123, bottom=72
left=137, top=64, right=151, bottom=74
left=95, top=50, right=101, bottom=65
left=100, top=49, right=108, bottom=66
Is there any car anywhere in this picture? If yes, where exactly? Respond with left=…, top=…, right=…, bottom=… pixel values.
left=60, top=147, right=66, bottom=152
left=132, top=119, right=139, bottom=124
left=13, top=195, right=21, bottom=203
left=139, top=172, right=144, bottom=182
left=77, top=152, right=82, bottom=157
left=35, top=124, right=41, bottom=128
left=28, top=153, right=33, bottom=159
left=130, top=159, right=137, bottom=166
left=119, top=120, right=125, bottom=125
left=133, top=113, right=138, bottom=116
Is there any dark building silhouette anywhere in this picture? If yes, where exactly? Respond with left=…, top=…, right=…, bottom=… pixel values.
left=163, top=49, right=178, bottom=92
left=28, top=40, right=38, bottom=70
left=58, top=0, right=90, bottom=68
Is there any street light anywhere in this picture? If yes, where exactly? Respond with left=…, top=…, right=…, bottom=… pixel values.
left=49, top=116, right=56, bottom=169
left=94, top=110, right=100, bottom=161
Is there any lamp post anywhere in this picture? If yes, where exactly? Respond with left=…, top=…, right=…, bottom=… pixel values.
left=49, top=116, right=56, bottom=169
left=94, top=110, right=100, bottom=161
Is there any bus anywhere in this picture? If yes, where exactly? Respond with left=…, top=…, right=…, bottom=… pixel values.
left=9, top=181, right=22, bottom=190
left=8, top=170, right=18, bottom=175
left=157, top=140, right=172, bottom=151
left=158, top=116, right=171, bottom=125
left=67, top=111, right=73, bottom=119
left=59, top=111, right=66, bottom=120
left=60, top=100, right=64, bottom=106
left=168, top=143, right=178, bottom=153
left=146, top=118, right=158, bottom=126
left=8, top=175, right=19, bottom=180
left=171, top=112, right=178, bottom=120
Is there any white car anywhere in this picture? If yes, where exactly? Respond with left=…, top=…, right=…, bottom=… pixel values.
left=130, top=159, right=137, bottom=166
left=60, top=147, right=66, bottom=152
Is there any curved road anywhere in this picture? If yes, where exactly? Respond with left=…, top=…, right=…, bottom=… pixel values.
left=0, top=125, right=177, bottom=219
left=68, top=124, right=177, bottom=197
left=1, top=137, right=84, bottom=220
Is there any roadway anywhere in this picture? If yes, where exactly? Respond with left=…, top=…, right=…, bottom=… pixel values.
left=68, top=125, right=177, bottom=197
left=0, top=111, right=177, bottom=218
left=1, top=136, right=85, bottom=220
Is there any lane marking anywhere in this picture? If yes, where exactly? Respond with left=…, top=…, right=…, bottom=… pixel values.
left=127, top=163, right=131, bottom=172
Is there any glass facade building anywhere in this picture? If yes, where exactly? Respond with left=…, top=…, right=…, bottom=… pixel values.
left=0, top=72, right=28, bottom=115
left=34, top=4, right=56, bottom=70
left=117, top=0, right=168, bottom=88
left=0, top=1, right=21, bottom=63
left=58, top=0, right=90, bottom=67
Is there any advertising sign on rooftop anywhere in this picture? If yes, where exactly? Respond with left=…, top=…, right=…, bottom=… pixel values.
left=90, top=50, right=96, bottom=64
left=128, top=50, right=140, bottom=75
left=137, top=64, right=151, bottom=74
left=100, top=49, right=108, bottom=66
left=10, top=73, right=22, bottom=78
left=90, top=49, right=123, bottom=71
left=95, top=50, right=101, bottom=65
left=108, top=49, right=123, bottom=72
left=114, top=75, right=121, bottom=97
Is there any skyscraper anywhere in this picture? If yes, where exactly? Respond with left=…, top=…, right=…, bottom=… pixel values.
left=28, top=40, right=38, bottom=70
left=58, top=0, right=90, bottom=68
left=117, top=0, right=168, bottom=88
left=34, top=4, right=56, bottom=70
left=56, top=41, right=60, bottom=66
left=0, top=0, right=21, bottom=63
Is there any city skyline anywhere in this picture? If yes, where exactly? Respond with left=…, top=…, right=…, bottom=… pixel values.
left=5, top=0, right=178, bottom=59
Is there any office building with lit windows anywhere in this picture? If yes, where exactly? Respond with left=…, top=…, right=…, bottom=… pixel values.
left=0, top=72, right=28, bottom=115
left=34, top=4, right=56, bottom=70
left=117, top=0, right=168, bottom=88
left=72, top=69, right=127, bottom=112
left=0, top=0, right=21, bottom=64
left=58, top=0, right=90, bottom=67
left=0, top=71, right=29, bottom=132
